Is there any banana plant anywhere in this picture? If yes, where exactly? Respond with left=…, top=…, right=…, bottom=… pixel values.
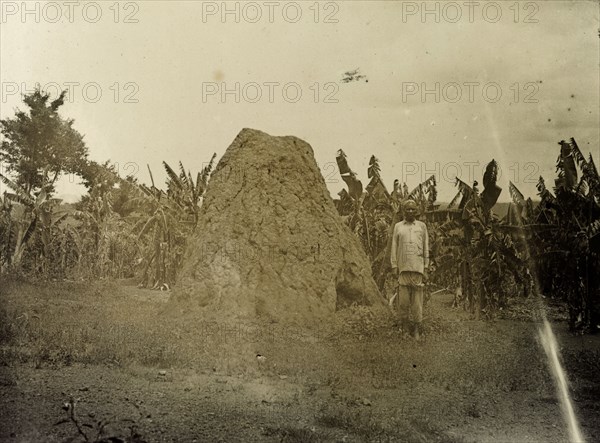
left=434, top=159, right=529, bottom=317
left=525, top=138, right=600, bottom=331
left=132, top=155, right=216, bottom=289
left=0, top=171, right=63, bottom=269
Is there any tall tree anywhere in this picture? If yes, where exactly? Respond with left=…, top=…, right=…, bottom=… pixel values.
left=1, top=88, right=88, bottom=195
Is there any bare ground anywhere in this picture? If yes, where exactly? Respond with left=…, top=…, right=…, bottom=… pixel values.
left=1, top=280, right=599, bottom=442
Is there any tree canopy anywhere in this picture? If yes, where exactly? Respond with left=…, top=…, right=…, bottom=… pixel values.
left=1, top=88, right=88, bottom=195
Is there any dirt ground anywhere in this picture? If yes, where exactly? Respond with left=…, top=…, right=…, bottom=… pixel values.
left=1, top=280, right=599, bottom=442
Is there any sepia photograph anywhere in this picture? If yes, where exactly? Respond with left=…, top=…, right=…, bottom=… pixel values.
left=0, top=1, right=599, bottom=441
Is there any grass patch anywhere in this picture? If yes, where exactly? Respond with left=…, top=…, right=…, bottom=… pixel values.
left=262, top=425, right=328, bottom=442
left=0, top=278, right=351, bottom=374
left=0, top=278, right=558, bottom=394
left=1, top=278, right=203, bottom=368
left=315, top=403, right=465, bottom=443
left=2, top=279, right=598, bottom=442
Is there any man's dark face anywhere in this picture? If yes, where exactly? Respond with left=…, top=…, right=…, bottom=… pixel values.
left=404, top=206, right=417, bottom=222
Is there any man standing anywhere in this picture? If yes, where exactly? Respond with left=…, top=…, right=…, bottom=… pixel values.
left=390, top=200, right=429, bottom=340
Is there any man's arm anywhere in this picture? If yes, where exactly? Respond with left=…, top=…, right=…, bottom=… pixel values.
left=390, top=223, right=398, bottom=270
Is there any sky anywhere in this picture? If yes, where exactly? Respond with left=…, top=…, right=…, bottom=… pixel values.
left=1, top=0, right=599, bottom=203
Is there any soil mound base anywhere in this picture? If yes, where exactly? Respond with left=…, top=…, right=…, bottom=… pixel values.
left=173, top=128, right=385, bottom=323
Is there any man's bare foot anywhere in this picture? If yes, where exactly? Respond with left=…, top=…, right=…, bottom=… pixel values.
left=413, top=323, right=422, bottom=341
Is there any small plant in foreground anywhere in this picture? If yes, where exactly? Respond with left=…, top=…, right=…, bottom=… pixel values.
left=55, top=396, right=146, bottom=443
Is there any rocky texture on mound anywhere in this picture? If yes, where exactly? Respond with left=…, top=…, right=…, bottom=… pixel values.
left=173, top=128, right=385, bottom=323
